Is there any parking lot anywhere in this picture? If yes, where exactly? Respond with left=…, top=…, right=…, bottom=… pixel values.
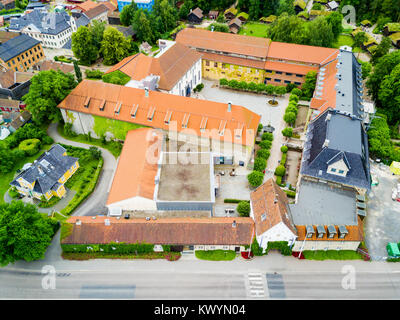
left=364, top=162, right=400, bottom=259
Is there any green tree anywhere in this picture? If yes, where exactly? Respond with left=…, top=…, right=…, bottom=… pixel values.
left=256, top=148, right=270, bottom=159
left=247, top=171, right=264, bottom=188
left=268, top=13, right=308, bottom=45
left=236, top=201, right=251, bottom=217
left=254, top=157, right=267, bottom=172
left=282, top=127, right=293, bottom=137
left=371, top=37, right=392, bottom=64
left=367, top=51, right=400, bottom=105
left=120, top=2, right=138, bottom=26
left=178, top=0, right=193, bottom=20
left=302, top=70, right=317, bottom=98
left=274, top=164, right=286, bottom=176
left=22, top=70, right=77, bottom=124
left=307, top=16, right=334, bottom=47
left=378, top=64, right=400, bottom=124
left=73, top=60, right=82, bottom=83
left=274, top=85, right=287, bottom=96
left=100, top=27, right=131, bottom=65
left=353, top=31, right=368, bottom=48
left=325, top=11, right=343, bottom=38
left=249, top=0, right=261, bottom=20
left=132, top=10, right=157, bottom=44
left=152, top=0, right=177, bottom=34
left=90, top=20, right=106, bottom=52
left=284, top=112, right=296, bottom=125
left=359, top=60, right=372, bottom=79
left=265, top=84, right=275, bottom=95
left=0, top=201, right=57, bottom=266
left=71, top=26, right=98, bottom=65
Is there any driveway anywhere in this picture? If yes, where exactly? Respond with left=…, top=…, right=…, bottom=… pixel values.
left=47, top=123, right=118, bottom=216
left=364, top=162, right=400, bottom=260
left=200, top=80, right=289, bottom=171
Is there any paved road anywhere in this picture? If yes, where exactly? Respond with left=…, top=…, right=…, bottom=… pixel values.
left=47, top=123, right=118, bottom=216
left=2, top=252, right=400, bottom=299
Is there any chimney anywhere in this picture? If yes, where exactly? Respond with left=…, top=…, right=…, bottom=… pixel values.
left=145, top=87, right=149, bottom=97
left=323, top=139, right=329, bottom=148
left=105, top=219, right=110, bottom=226
left=232, top=220, right=237, bottom=228
left=76, top=219, right=81, bottom=226
left=228, top=101, right=232, bottom=112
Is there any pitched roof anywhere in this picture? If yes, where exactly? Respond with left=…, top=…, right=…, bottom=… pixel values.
left=300, top=109, right=371, bottom=191
left=295, top=217, right=364, bottom=242
left=75, top=0, right=98, bottom=11
left=0, top=34, right=40, bottom=62
left=0, top=30, right=20, bottom=43
left=35, top=60, right=74, bottom=73
left=62, top=216, right=255, bottom=246
left=10, top=144, right=78, bottom=194
left=57, top=80, right=261, bottom=147
left=84, top=4, right=109, bottom=20
left=250, top=179, right=297, bottom=236
left=189, top=7, right=203, bottom=19
left=107, top=128, right=162, bottom=205
left=102, top=1, right=117, bottom=12
left=107, top=43, right=202, bottom=91
left=0, top=98, right=20, bottom=108
left=229, top=17, right=242, bottom=28
left=176, top=28, right=270, bottom=59
left=267, top=41, right=338, bottom=65
left=9, top=109, right=30, bottom=129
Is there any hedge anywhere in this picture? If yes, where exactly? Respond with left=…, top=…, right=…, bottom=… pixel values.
left=253, top=157, right=267, bottom=172
left=224, top=199, right=250, bottom=203
left=261, top=132, right=273, bottom=141
left=265, top=241, right=292, bottom=256
left=283, top=189, right=296, bottom=198
left=60, top=157, right=104, bottom=215
left=274, top=165, right=286, bottom=177
left=236, top=201, right=250, bottom=217
left=256, top=148, right=270, bottom=160
left=61, top=241, right=155, bottom=254
left=302, top=250, right=363, bottom=260
left=85, top=69, right=104, bottom=79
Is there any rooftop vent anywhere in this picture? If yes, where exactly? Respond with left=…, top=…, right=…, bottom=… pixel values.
left=228, top=101, right=232, bottom=112
left=76, top=219, right=81, bottom=225
left=338, top=225, right=348, bottom=238
left=327, top=225, right=337, bottom=238
left=316, top=225, right=326, bottom=238
left=144, top=87, right=149, bottom=97
left=232, top=220, right=237, bottom=228
left=105, top=219, right=110, bottom=226
left=306, top=225, right=314, bottom=238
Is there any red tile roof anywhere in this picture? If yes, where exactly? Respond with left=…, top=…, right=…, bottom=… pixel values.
left=62, top=216, right=255, bottom=246
left=107, top=128, right=162, bottom=205
left=57, top=80, right=261, bottom=147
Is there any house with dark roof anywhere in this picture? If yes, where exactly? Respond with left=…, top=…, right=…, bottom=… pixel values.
left=8, top=10, right=77, bottom=49
left=187, top=7, right=203, bottom=24
left=0, top=0, right=15, bottom=10
left=0, top=34, right=45, bottom=72
left=300, top=109, right=371, bottom=194
left=228, top=17, right=242, bottom=34
left=10, top=144, right=79, bottom=200
left=0, top=69, right=34, bottom=100
left=8, top=109, right=31, bottom=132
left=83, top=4, right=109, bottom=23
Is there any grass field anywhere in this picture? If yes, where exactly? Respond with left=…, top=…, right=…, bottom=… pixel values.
left=239, top=22, right=269, bottom=38
left=303, top=250, right=363, bottom=260
left=195, top=250, right=237, bottom=261
left=333, top=34, right=355, bottom=48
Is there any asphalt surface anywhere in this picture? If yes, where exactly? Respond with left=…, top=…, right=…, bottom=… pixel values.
left=47, top=123, right=118, bottom=216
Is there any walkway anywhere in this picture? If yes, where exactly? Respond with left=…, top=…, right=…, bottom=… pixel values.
left=47, top=123, right=118, bottom=217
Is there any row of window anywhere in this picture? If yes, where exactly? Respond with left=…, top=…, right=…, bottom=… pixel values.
left=264, top=78, right=302, bottom=85
left=266, top=69, right=304, bottom=77
left=6, top=49, right=43, bottom=71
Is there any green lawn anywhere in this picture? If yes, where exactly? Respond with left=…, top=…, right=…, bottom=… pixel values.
left=303, top=250, right=363, bottom=260
left=57, top=123, right=123, bottom=158
left=195, top=250, right=237, bottom=261
left=62, top=251, right=182, bottom=261
left=239, top=22, right=269, bottom=38
left=0, top=145, right=52, bottom=204
left=333, top=34, right=354, bottom=48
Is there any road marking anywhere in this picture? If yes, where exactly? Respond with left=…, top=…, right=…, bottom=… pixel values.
left=247, top=272, right=266, bottom=299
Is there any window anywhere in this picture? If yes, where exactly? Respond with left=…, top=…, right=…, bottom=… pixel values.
left=274, top=79, right=281, bottom=82
left=338, top=170, right=344, bottom=174
left=261, top=213, right=266, bottom=221
left=7, top=62, right=10, bottom=67
left=214, top=62, right=218, bottom=67
left=205, top=60, right=210, bottom=66
left=12, top=60, right=15, bottom=65
left=17, top=57, right=20, bottom=62
left=276, top=71, right=282, bottom=74
left=266, top=77, right=271, bottom=81
left=286, top=73, right=293, bottom=76
left=296, top=74, right=303, bottom=78
left=330, top=168, right=336, bottom=172
left=266, top=69, right=273, bottom=73
left=284, top=80, right=291, bottom=84
left=294, top=82, right=301, bottom=85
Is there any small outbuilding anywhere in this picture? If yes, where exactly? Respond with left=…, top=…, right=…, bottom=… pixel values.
left=390, top=161, right=400, bottom=175
left=187, top=7, right=203, bottom=24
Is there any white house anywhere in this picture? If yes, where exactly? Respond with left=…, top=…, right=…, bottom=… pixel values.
left=8, top=10, right=77, bottom=49
left=250, top=179, right=297, bottom=253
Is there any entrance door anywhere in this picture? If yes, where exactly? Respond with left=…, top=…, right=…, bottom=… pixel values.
left=186, top=85, right=191, bottom=97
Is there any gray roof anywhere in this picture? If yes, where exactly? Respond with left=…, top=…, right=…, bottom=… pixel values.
left=75, top=15, right=90, bottom=28
left=9, top=10, right=72, bottom=35
left=301, top=109, right=371, bottom=191
left=0, top=34, right=40, bottom=62
left=289, top=180, right=358, bottom=226
left=10, top=144, right=78, bottom=194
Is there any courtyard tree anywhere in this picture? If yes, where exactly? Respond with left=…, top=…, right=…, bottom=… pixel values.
left=23, top=70, right=77, bottom=124
left=253, top=157, right=267, bottom=172
left=274, top=86, right=287, bottom=96
left=100, top=27, right=131, bottom=65
left=236, top=201, right=251, bottom=217
left=256, top=148, right=270, bottom=160
left=247, top=171, right=264, bottom=188
left=284, top=112, right=297, bottom=125
left=274, top=164, right=286, bottom=177
left=282, top=127, right=293, bottom=137
left=0, top=201, right=58, bottom=266
left=120, top=2, right=138, bottom=26
left=71, top=26, right=98, bottom=65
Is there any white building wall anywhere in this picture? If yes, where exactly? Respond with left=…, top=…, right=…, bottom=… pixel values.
left=292, top=240, right=360, bottom=251
left=107, top=196, right=157, bottom=211
left=255, top=222, right=297, bottom=252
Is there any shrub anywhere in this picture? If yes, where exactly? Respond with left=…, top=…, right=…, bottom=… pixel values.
left=284, top=112, right=297, bottom=125
left=224, top=199, right=250, bottom=203
left=256, top=148, right=270, bottom=159
left=195, top=250, right=236, bottom=261
left=193, top=83, right=204, bottom=92
left=238, top=81, right=248, bottom=90
left=18, top=138, right=41, bottom=156
left=236, top=201, right=251, bottom=217
left=260, top=140, right=272, bottom=150
left=207, top=23, right=229, bottom=33
left=274, top=165, right=286, bottom=177
left=289, top=94, right=299, bottom=103
left=85, top=69, right=104, bottom=79
left=102, top=70, right=130, bottom=85
left=282, top=127, right=293, bottom=137
left=281, top=145, right=288, bottom=153
left=251, top=238, right=264, bottom=256
left=261, top=132, right=273, bottom=141
left=291, top=88, right=302, bottom=97
left=248, top=82, right=258, bottom=91
left=281, top=152, right=287, bottom=166
left=253, top=157, right=267, bottom=172
left=266, top=241, right=292, bottom=256
left=247, top=171, right=264, bottom=188
left=257, top=123, right=263, bottom=133
left=256, top=83, right=266, bottom=92
left=219, top=78, right=228, bottom=86
left=286, top=83, right=297, bottom=93
left=276, top=175, right=283, bottom=185
left=284, top=190, right=296, bottom=198
left=8, top=187, right=19, bottom=199
left=228, top=79, right=239, bottom=88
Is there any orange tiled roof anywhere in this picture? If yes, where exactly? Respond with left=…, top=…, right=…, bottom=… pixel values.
left=176, top=28, right=271, bottom=59
left=268, top=41, right=339, bottom=65
left=295, top=216, right=364, bottom=242
left=264, top=61, right=319, bottom=75
left=84, top=3, right=109, bottom=19
left=250, top=179, right=297, bottom=236
left=62, top=216, right=255, bottom=246
left=57, top=80, right=261, bottom=147
left=102, top=1, right=117, bottom=12
left=75, top=0, right=98, bottom=11
left=106, top=43, right=202, bottom=91
left=107, top=128, right=161, bottom=205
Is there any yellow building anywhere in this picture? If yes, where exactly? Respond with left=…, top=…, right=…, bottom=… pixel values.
left=0, top=34, right=45, bottom=72
left=10, top=144, right=79, bottom=201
